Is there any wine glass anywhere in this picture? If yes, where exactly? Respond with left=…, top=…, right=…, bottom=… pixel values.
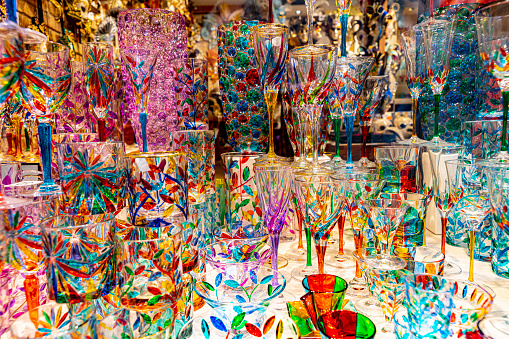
left=83, top=42, right=115, bottom=142
left=357, top=75, right=389, bottom=168
left=334, top=173, right=384, bottom=296
left=415, top=17, right=456, bottom=146
left=335, top=56, right=374, bottom=172
left=475, top=2, right=509, bottom=161
left=120, top=48, right=159, bottom=152
left=294, top=175, right=344, bottom=274
left=288, top=45, right=337, bottom=176
left=398, top=29, right=427, bottom=145
left=253, top=23, right=289, bottom=162
left=367, top=198, right=409, bottom=257
left=20, top=42, right=71, bottom=196
left=446, top=159, right=491, bottom=282
left=323, top=69, right=346, bottom=169
left=427, top=143, right=465, bottom=275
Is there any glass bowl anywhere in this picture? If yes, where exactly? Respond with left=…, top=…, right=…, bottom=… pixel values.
left=195, top=267, right=286, bottom=309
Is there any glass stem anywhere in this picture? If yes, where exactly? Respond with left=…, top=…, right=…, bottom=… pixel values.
left=361, top=124, right=369, bottom=159
left=305, top=227, right=312, bottom=267
left=268, top=0, right=273, bottom=23
left=24, top=274, right=40, bottom=324
left=345, top=115, right=355, bottom=165
left=13, top=115, right=23, bottom=159
left=354, top=229, right=363, bottom=278
left=298, top=109, right=307, bottom=158
left=311, top=107, right=321, bottom=165
left=305, top=0, right=315, bottom=45
left=469, top=230, right=475, bottom=282
left=25, top=126, right=29, bottom=152
left=38, top=122, right=54, bottom=185
left=411, top=97, right=418, bottom=140
left=337, top=215, right=345, bottom=256
left=98, top=117, right=107, bottom=142
left=270, top=232, right=280, bottom=284
left=315, top=239, right=326, bottom=274
left=440, top=217, right=447, bottom=255
left=340, top=14, right=348, bottom=57
left=6, top=131, right=13, bottom=155
left=296, top=203, right=304, bottom=250
left=502, top=91, right=508, bottom=152
left=334, top=117, right=341, bottom=158
left=267, top=101, right=276, bottom=157
left=433, top=94, right=440, bottom=139
left=140, top=112, right=148, bottom=152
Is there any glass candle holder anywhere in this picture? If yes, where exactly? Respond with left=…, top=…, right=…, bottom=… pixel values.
left=127, top=151, right=188, bottom=227
left=56, top=140, right=125, bottom=215
left=117, top=223, right=183, bottom=311
left=41, top=214, right=116, bottom=304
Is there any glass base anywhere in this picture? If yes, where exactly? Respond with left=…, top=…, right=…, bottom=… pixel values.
left=263, top=256, right=289, bottom=270
left=325, top=253, right=355, bottom=269
left=285, top=248, right=316, bottom=262
left=291, top=265, right=319, bottom=281
left=356, top=157, right=376, bottom=169
left=444, top=261, right=462, bottom=276
left=395, top=136, right=427, bottom=145
left=355, top=298, right=384, bottom=318
left=364, top=254, right=406, bottom=270
left=255, top=154, right=292, bottom=165
left=322, top=156, right=346, bottom=169
left=34, top=183, right=62, bottom=197
left=346, top=276, right=369, bottom=297
left=294, top=162, right=334, bottom=177
left=291, top=157, right=311, bottom=169
left=487, top=151, right=509, bottom=163
left=271, top=291, right=298, bottom=311
left=423, top=137, right=457, bottom=148
left=334, top=164, right=373, bottom=175
left=23, top=154, right=41, bottom=163
left=382, top=322, right=395, bottom=333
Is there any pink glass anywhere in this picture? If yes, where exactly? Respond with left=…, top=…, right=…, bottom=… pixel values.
left=117, top=9, right=189, bottom=152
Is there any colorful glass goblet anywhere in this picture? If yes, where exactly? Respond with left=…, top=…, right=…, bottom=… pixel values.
left=120, top=48, right=159, bottom=152
left=21, top=42, right=71, bottom=196
left=367, top=198, right=409, bottom=256
left=83, top=42, right=115, bottom=141
left=353, top=247, right=383, bottom=318
left=357, top=75, right=389, bottom=168
left=253, top=23, right=289, bottom=161
left=335, top=56, right=374, bottom=171
left=254, top=161, right=292, bottom=276
left=288, top=45, right=338, bottom=175
left=294, top=176, right=344, bottom=274
left=333, top=172, right=383, bottom=296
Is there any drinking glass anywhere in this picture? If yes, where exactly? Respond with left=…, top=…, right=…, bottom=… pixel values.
left=368, top=198, right=409, bottom=257
left=445, top=160, right=491, bottom=282
left=333, top=172, right=383, bottom=296
left=486, top=164, right=509, bottom=278
left=316, top=310, right=376, bottom=339
left=324, top=63, right=346, bottom=169
left=294, top=176, right=344, bottom=274
left=120, top=48, right=159, bottom=152
left=254, top=161, right=292, bottom=275
left=393, top=246, right=444, bottom=275
left=98, top=307, right=175, bottom=339
left=335, top=56, right=374, bottom=171
left=357, top=75, right=389, bottom=168
left=173, top=58, right=208, bottom=130
left=41, top=214, right=116, bottom=304
left=253, top=23, right=289, bottom=162
left=353, top=247, right=384, bottom=318
left=475, top=2, right=509, bottom=161
left=21, top=42, right=71, bottom=195
left=10, top=302, right=96, bottom=339
left=369, top=267, right=408, bottom=333
left=56, top=140, right=125, bottom=216
left=83, top=42, right=115, bottom=141
left=404, top=273, right=455, bottom=338
left=60, top=61, right=89, bottom=135
left=427, top=143, right=465, bottom=275
left=415, top=18, right=456, bottom=146
left=288, top=45, right=337, bottom=176
left=399, top=29, right=426, bottom=145
left=117, top=223, right=183, bottom=311
left=301, top=274, right=348, bottom=328
left=375, top=145, right=419, bottom=193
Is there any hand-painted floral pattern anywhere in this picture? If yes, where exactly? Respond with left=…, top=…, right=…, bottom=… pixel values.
left=41, top=215, right=116, bottom=304
left=174, top=59, right=208, bottom=130
left=57, top=141, right=124, bottom=215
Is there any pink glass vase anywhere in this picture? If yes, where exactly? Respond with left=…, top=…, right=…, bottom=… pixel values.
left=117, top=9, right=188, bottom=152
